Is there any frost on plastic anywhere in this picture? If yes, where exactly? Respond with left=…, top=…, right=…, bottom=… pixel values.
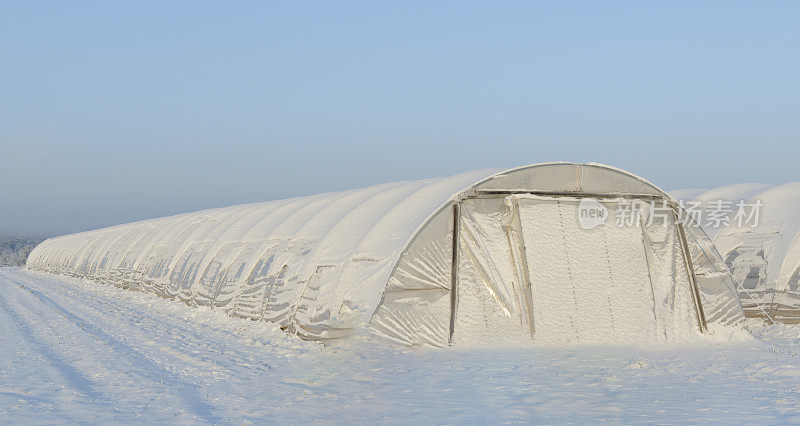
left=27, top=163, right=746, bottom=347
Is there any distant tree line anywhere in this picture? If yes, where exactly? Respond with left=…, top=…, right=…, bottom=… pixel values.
left=0, top=235, right=46, bottom=267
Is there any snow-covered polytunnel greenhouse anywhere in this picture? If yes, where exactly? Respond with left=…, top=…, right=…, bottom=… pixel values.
left=27, top=162, right=745, bottom=347
left=672, top=182, right=800, bottom=323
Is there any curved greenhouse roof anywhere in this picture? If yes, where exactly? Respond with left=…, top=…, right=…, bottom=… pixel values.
left=28, top=162, right=745, bottom=346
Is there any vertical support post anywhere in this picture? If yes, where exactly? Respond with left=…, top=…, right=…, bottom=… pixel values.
left=511, top=197, right=536, bottom=338
left=674, top=214, right=708, bottom=333
left=449, top=202, right=460, bottom=345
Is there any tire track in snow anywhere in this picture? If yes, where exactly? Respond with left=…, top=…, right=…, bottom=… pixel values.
left=18, top=270, right=216, bottom=340
left=9, top=269, right=277, bottom=376
left=0, top=298, right=97, bottom=423
left=0, top=292, right=103, bottom=402
left=17, top=273, right=230, bottom=376
left=24, top=270, right=229, bottom=342
left=18, top=268, right=261, bottom=346
left=0, top=270, right=221, bottom=423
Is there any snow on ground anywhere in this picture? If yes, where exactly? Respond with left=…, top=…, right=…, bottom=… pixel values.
left=2, top=267, right=800, bottom=423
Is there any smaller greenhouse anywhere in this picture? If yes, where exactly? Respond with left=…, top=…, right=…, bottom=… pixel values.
left=27, top=162, right=745, bottom=347
left=674, top=183, right=800, bottom=323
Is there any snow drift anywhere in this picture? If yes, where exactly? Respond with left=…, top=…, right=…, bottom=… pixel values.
left=27, top=162, right=745, bottom=346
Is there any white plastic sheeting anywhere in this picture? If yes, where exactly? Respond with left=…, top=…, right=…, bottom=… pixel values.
left=28, top=163, right=745, bottom=346
left=27, top=169, right=498, bottom=340
left=515, top=196, right=697, bottom=344
left=671, top=183, right=800, bottom=322
left=373, top=192, right=742, bottom=347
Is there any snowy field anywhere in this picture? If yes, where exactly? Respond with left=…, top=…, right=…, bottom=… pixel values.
left=2, top=267, right=800, bottom=423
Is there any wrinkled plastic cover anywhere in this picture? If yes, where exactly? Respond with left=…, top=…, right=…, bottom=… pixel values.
left=27, top=162, right=744, bottom=345
left=676, top=182, right=800, bottom=319
left=373, top=192, right=744, bottom=346
left=369, top=201, right=455, bottom=346
left=27, top=169, right=500, bottom=340
left=683, top=224, right=747, bottom=328
left=451, top=197, right=534, bottom=346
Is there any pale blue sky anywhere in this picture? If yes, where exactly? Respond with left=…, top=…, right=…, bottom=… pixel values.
left=1, top=1, right=798, bottom=235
